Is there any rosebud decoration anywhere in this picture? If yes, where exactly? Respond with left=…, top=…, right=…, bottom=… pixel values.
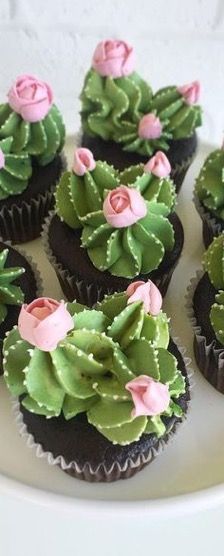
left=92, top=39, right=135, bottom=78
left=8, top=74, right=53, bottom=123
left=0, top=148, right=5, bottom=170
left=138, top=113, right=162, bottom=140
left=103, top=185, right=147, bottom=228
left=73, top=147, right=96, bottom=176
left=18, top=297, right=74, bottom=352
left=144, top=151, right=171, bottom=178
left=126, top=375, right=170, bottom=418
left=126, top=280, right=162, bottom=315
left=177, top=80, right=200, bottom=105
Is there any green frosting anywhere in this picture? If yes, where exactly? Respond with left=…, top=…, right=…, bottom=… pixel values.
left=195, top=149, right=224, bottom=219
left=0, top=137, right=32, bottom=200
left=80, top=70, right=202, bottom=156
left=0, top=103, right=65, bottom=166
left=210, top=290, right=224, bottom=346
left=55, top=160, right=176, bottom=279
left=202, top=234, right=224, bottom=290
left=0, top=249, right=25, bottom=326
left=3, top=292, right=186, bottom=445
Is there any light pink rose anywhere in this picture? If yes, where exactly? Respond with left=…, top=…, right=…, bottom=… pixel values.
left=126, top=375, right=170, bottom=417
left=144, top=151, right=171, bottom=178
left=0, top=148, right=5, bottom=170
left=138, top=114, right=162, bottom=140
left=177, top=80, right=200, bottom=105
left=126, top=280, right=162, bottom=315
left=92, top=39, right=135, bottom=78
left=103, top=185, right=147, bottom=228
left=73, top=148, right=96, bottom=176
left=18, top=297, right=74, bottom=352
left=8, top=74, right=53, bottom=123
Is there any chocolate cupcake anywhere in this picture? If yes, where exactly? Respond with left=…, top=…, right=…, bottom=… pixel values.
left=194, top=144, right=224, bottom=248
left=3, top=282, right=190, bottom=482
left=187, top=234, right=224, bottom=393
left=0, top=241, right=41, bottom=373
left=43, top=147, right=184, bottom=305
left=80, top=40, right=202, bottom=192
left=0, top=74, right=66, bottom=243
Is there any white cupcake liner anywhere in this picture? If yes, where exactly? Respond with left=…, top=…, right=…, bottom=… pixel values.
left=11, top=337, right=192, bottom=482
left=186, top=270, right=224, bottom=393
left=193, top=192, right=223, bottom=248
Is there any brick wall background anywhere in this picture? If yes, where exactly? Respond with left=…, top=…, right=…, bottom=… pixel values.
left=0, top=0, right=223, bottom=140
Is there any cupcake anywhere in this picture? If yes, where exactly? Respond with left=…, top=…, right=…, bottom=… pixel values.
left=43, top=147, right=184, bottom=305
left=0, top=74, right=66, bottom=243
left=187, top=234, right=224, bottom=393
left=3, top=282, right=190, bottom=482
left=194, top=143, right=224, bottom=248
left=80, top=39, right=202, bottom=192
left=0, top=241, right=41, bottom=373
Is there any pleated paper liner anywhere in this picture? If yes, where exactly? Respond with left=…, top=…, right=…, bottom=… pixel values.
left=193, top=193, right=223, bottom=249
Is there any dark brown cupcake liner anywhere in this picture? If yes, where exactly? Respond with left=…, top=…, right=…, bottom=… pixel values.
left=11, top=337, right=192, bottom=482
left=193, top=192, right=223, bottom=249
left=0, top=153, right=67, bottom=244
left=186, top=270, right=224, bottom=393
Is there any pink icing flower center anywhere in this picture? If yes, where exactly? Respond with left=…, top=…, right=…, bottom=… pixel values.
left=177, top=80, right=200, bottom=105
left=126, top=375, right=170, bottom=417
left=0, top=148, right=5, bottom=170
left=8, top=74, right=53, bottom=123
left=92, top=39, right=135, bottom=78
left=138, top=114, right=162, bottom=140
left=144, top=151, right=171, bottom=178
left=103, top=185, right=147, bottom=228
left=73, top=147, right=96, bottom=176
left=126, top=280, right=162, bottom=315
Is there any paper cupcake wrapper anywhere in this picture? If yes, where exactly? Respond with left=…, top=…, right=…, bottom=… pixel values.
left=0, top=152, right=67, bottom=244
left=193, top=192, right=223, bottom=249
left=11, top=336, right=192, bottom=482
left=186, top=270, right=224, bottom=393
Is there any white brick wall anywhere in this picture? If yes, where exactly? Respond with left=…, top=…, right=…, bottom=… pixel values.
left=0, top=0, right=223, bottom=139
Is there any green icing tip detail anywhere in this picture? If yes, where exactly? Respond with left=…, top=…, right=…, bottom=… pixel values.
left=210, top=290, right=224, bottom=346
left=0, top=248, right=25, bottom=326
left=203, top=234, right=224, bottom=289
left=195, top=149, right=224, bottom=220
left=0, top=137, right=32, bottom=200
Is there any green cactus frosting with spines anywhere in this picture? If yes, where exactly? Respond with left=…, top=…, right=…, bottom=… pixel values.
left=80, top=70, right=202, bottom=156
left=210, top=290, right=224, bottom=346
left=195, top=149, right=224, bottom=219
left=0, top=137, right=32, bottom=200
left=0, top=103, right=65, bottom=166
left=202, top=234, right=224, bottom=290
left=0, top=248, right=25, bottom=325
left=3, top=293, right=186, bottom=445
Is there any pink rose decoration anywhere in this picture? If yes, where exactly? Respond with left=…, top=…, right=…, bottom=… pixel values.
left=8, top=74, right=53, bottom=123
left=126, top=375, right=170, bottom=417
left=103, top=185, right=147, bottom=228
left=73, top=148, right=96, bottom=176
left=144, top=151, right=171, bottom=178
left=138, top=114, right=162, bottom=140
left=92, top=39, right=135, bottom=78
left=0, top=148, right=5, bottom=170
left=126, top=280, right=162, bottom=316
left=177, top=80, right=200, bottom=105
left=18, top=297, right=74, bottom=352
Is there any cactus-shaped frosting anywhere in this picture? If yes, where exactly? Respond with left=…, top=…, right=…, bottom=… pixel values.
left=3, top=288, right=186, bottom=445
left=81, top=43, right=202, bottom=156
left=202, top=234, right=224, bottom=290
left=0, top=248, right=25, bottom=325
left=210, top=291, right=224, bottom=346
left=0, top=75, right=65, bottom=166
left=195, top=148, right=224, bottom=219
left=0, top=137, right=32, bottom=200
left=56, top=149, right=176, bottom=279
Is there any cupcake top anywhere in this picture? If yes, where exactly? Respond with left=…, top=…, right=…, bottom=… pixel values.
left=202, top=234, right=224, bottom=345
left=55, top=148, right=176, bottom=279
left=0, top=75, right=65, bottom=166
left=0, top=248, right=25, bottom=326
left=3, top=283, right=186, bottom=445
left=81, top=39, right=202, bottom=156
left=0, top=137, right=32, bottom=200
left=195, top=145, right=224, bottom=219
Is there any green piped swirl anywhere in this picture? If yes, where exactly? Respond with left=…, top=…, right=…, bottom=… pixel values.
left=202, top=234, right=224, bottom=290
left=0, top=103, right=65, bottom=166
left=0, top=248, right=24, bottom=326
left=3, top=293, right=186, bottom=445
left=81, top=70, right=202, bottom=156
left=0, top=137, right=32, bottom=200
left=195, top=149, right=224, bottom=219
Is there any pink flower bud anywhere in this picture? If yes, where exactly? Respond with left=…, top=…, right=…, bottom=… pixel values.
left=138, top=114, right=162, bottom=140
left=177, top=80, right=200, bottom=105
left=73, top=148, right=96, bottom=176
left=92, top=39, right=135, bottom=78
left=0, top=148, right=5, bottom=170
left=126, top=375, right=170, bottom=417
left=144, top=151, right=171, bottom=178
left=126, top=280, right=162, bottom=315
left=8, top=74, right=53, bottom=123
left=103, top=185, right=147, bottom=228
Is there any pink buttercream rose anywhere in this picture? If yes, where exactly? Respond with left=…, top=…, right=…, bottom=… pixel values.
left=92, top=39, right=135, bottom=78
left=126, top=375, right=170, bottom=417
left=144, top=151, right=171, bottom=178
left=8, top=74, right=53, bottom=123
left=177, top=80, right=200, bottom=105
left=126, top=280, right=162, bottom=316
left=103, top=185, right=147, bottom=228
left=73, top=148, right=96, bottom=176
left=138, top=114, right=162, bottom=140
left=0, top=148, right=5, bottom=170
left=18, top=297, right=74, bottom=351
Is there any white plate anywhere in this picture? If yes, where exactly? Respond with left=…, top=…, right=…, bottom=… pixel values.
left=1, top=135, right=224, bottom=517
